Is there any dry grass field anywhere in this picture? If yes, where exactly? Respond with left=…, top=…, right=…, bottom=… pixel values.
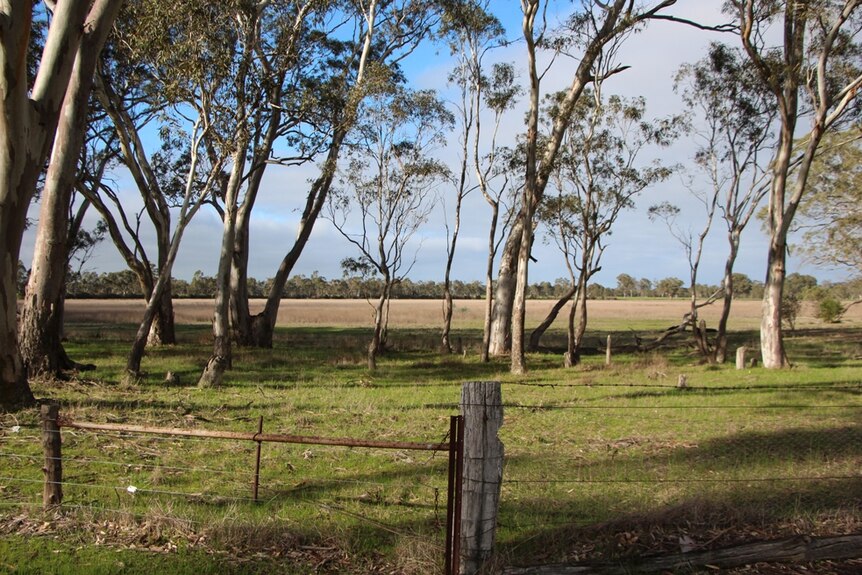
left=62, top=297, right=862, bottom=331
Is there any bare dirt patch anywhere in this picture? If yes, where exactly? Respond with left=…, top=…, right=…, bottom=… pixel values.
left=61, top=297, right=861, bottom=330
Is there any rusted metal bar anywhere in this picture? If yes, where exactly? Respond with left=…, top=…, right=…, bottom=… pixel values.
left=453, top=414, right=464, bottom=574
left=253, top=416, right=263, bottom=502
left=59, top=418, right=448, bottom=452
left=445, top=415, right=458, bottom=575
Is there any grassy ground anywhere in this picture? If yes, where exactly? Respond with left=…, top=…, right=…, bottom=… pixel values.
left=2, top=299, right=861, bottom=573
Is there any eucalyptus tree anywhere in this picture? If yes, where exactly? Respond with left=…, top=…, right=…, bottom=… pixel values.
left=796, top=128, right=862, bottom=276
left=18, top=114, right=117, bottom=378
left=530, top=90, right=677, bottom=363
left=439, top=1, right=508, bottom=354
left=474, top=65, right=521, bottom=362
left=84, top=18, right=190, bottom=350
left=674, top=42, right=775, bottom=363
left=1, top=0, right=122, bottom=406
left=227, top=0, right=454, bottom=356
left=508, top=0, right=679, bottom=374
left=226, top=1, right=335, bottom=349
left=102, top=0, right=246, bottom=378
left=326, top=88, right=452, bottom=369
left=728, top=0, right=862, bottom=368
left=176, top=0, right=326, bottom=387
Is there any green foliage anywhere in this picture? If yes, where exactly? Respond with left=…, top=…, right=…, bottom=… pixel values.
left=817, top=295, right=845, bottom=323
left=16, top=260, right=28, bottom=297
left=796, top=128, right=862, bottom=276
left=781, top=292, right=801, bottom=331
left=785, top=272, right=818, bottom=298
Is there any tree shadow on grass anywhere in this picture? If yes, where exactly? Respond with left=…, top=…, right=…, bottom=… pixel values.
left=499, top=424, right=862, bottom=567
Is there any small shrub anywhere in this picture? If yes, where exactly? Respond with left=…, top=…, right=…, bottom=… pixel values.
left=781, top=294, right=801, bottom=331
left=817, top=297, right=845, bottom=323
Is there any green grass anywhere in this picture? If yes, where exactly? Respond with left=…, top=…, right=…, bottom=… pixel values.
left=2, top=321, right=861, bottom=573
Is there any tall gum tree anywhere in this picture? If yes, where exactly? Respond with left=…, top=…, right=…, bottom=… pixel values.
left=326, top=88, right=452, bottom=369
left=675, top=42, right=774, bottom=363
left=731, top=0, right=862, bottom=368
left=104, top=0, right=243, bottom=378
left=231, top=0, right=457, bottom=350
left=18, top=0, right=124, bottom=379
left=0, top=0, right=121, bottom=407
left=439, top=0, right=505, bottom=354
left=531, top=89, right=677, bottom=361
left=510, top=0, right=679, bottom=374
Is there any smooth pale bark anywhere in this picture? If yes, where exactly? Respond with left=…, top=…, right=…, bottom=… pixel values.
left=738, top=0, right=862, bottom=368
left=230, top=72, right=282, bottom=348
left=198, top=145, right=246, bottom=387
left=18, top=1, right=122, bottom=377
left=0, top=0, right=110, bottom=406
left=480, top=202, right=500, bottom=362
left=511, top=1, right=541, bottom=375
left=488, top=217, right=522, bottom=356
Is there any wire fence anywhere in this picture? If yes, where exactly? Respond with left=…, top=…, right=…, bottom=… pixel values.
left=0, top=416, right=456, bottom=562
left=491, top=396, right=862, bottom=566
left=2, top=380, right=862, bottom=571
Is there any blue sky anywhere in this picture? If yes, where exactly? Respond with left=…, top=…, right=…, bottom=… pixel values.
left=21, top=2, right=853, bottom=288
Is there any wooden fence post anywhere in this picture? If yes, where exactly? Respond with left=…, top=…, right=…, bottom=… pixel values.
left=460, top=381, right=503, bottom=575
left=605, top=335, right=612, bottom=366
left=41, top=403, right=63, bottom=509
left=736, top=347, right=747, bottom=370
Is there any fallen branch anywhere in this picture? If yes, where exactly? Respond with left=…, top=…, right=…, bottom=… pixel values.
left=503, top=533, right=862, bottom=574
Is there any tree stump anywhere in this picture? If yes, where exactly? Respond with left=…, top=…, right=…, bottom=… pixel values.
left=736, top=346, right=747, bottom=370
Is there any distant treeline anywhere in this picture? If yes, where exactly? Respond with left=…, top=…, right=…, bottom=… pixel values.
left=55, top=269, right=861, bottom=302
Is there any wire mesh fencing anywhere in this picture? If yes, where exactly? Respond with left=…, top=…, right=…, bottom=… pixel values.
left=490, top=383, right=862, bottom=566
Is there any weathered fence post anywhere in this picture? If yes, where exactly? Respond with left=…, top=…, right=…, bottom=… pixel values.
left=605, top=334, right=612, bottom=366
left=460, top=381, right=503, bottom=575
left=736, top=346, right=747, bottom=370
left=41, top=403, right=63, bottom=509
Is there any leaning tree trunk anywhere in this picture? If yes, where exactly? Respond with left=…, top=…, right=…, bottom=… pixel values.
left=488, top=217, right=523, bottom=356
left=147, top=284, right=176, bottom=346
left=528, top=284, right=576, bottom=352
left=565, top=276, right=589, bottom=367
left=15, top=0, right=120, bottom=384
left=19, top=184, right=75, bottom=377
left=368, top=286, right=390, bottom=371
left=714, top=232, right=741, bottom=364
